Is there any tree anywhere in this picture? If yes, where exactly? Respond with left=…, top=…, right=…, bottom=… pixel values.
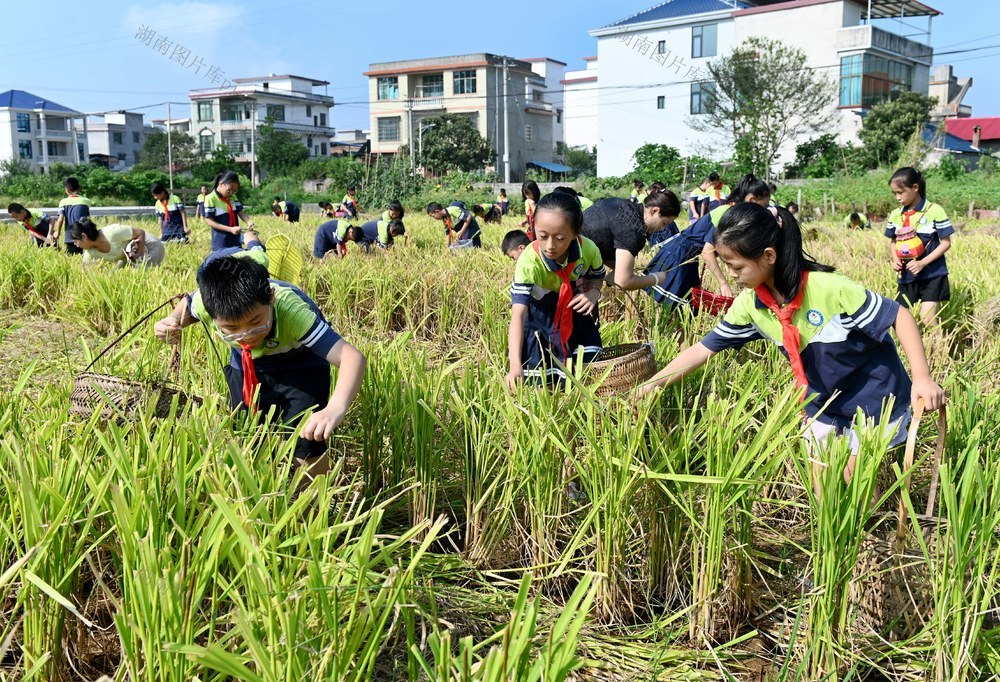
left=191, top=145, right=240, bottom=183
left=559, top=143, right=597, bottom=177
left=856, top=92, right=935, bottom=168
left=137, top=129, right=200, bottom=171
left=691, top=37, right=834, bottom=177
left=256, top=117, right=309, bottom=177
left=418, top=113, right=492, bottom=174
left=631, top=144, right=682, bottom=182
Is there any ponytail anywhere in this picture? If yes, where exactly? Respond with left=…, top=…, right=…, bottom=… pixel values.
left=889, top=167, right=926, bottom=199
left=729, top=174, right=770, bottom=203
left=643, top=189, right=680, bottom=218
left=213, top=170, right=240, bottom=192
left=716, top=203, right=833, bottom=300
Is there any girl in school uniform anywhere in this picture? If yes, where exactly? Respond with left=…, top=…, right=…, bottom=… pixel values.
left=644, top=174, right=770, bottom=310
left=884, top=167, right=954, bottom=326
left=519, top=180, right=541, bottom=240
left=640, top=202, right=944, bottom=482
left=498, top=188, right=509, bottom=215
left=205, top=171, right=255, bottom=252
left=152, top=183, right=190, bottom=242
left=506, top=192, right=606, bottom=389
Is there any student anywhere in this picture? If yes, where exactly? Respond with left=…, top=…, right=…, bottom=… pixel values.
left=378, top=200, right=404, bottom=224
left=629, top=180, right=647, bottom=204
left=356, top=218, right=405, bottom=250
left=767, top=182, right=781, bottom=208
left=640, top=202, right=945, bottom=482
left=195, top=185, right=208, bottom=219
left=68, top=217, right=165, bottom=268
left=502, top=229, right=530, bottom=262
left=705, top=172, right=731, bottom=212
left=844, top=211, right=871, bottom=230
left=519, top=180, right=541, bottom=239
left=648, top=181, right=666, bottom=194
left=498, top=188, right=509, bottom=215
left=553, top=186, right=594, bottom=211
left=7, top=203, right=52, bottom=247
left=313, top=220, right=356, bottom=258
left=885, top=167, right=953, bottom=326
left=687, top=178, right=711, bottom=221
left=205, top=171, right=255, bottom=252
left=426, top=202, right=481, bottom=249
left=152, top=183, right=190, bottom=242
left=272, top=197, right=301, bottom=223
left=471, top=202, right=503, bottom=224
left=153, top=252, right=366, bottom=477
left=51, top=177, right=93, bottom=255
left=339, top=186, right=359, bottom=218
left=786, top=202, right=799, bottom=217
left=645, top=174, right=769, bottom=309
left=580, top=190, right=679, bottom=291
left=506, top=192, right=606, bottom=389
left=319, top=202, right=335, bottom=219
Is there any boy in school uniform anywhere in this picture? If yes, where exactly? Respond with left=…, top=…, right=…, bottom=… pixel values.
left=152, top=183, right=190, bottom=242
left=844, top=212, right=871, bottom=230
left=471, top=202, right=503, bottom=224
left=196, top=186, right=208, bottom=219
left=355, top=219, right=405, bottom=250
left=339, top=186, right=360, bottom=219
left=502, top=229, right=530, bottom=262
left=51, top=177, right=93, bottom=255
left=153, top=251, right=366, bottom=477
left=313, top=220, right=351, bottom=258
left=7, top=203, right=53, bottom=247
left=272, top=197, right=301, bottom=223
left=426, top=202, right=482, bottom=249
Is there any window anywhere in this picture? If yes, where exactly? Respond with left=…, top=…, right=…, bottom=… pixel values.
left=221, top=104, right=245, bottom=122
left=199, top=132, right=214, bottom=154
left=16, top=113, right=30, bottom=133
left=557, top=110, right=562, bottom=124
left=77, top=142, right=84, bottom=159
left=47, top=141, right=63, bottom=157
left=320, top=142, right=327, bottom=155
left=656, top=96, right=665, bottom=110
left=112, top=132, right=123, bottom=145
left=18, top=140, right=32, bottom=158
left=657, top=40, right=666, bottom=54
left=320, top=112, right=326, bottom=127
left=198, top=102, right=213, bottom=122
left=692, top=24, right=717, bottom=58
left=454, top=69, right=477, bottom=94
left=525, top=124, right=533, bottom=142
left=839, top=54, right=912, bottom=108
left=221, top=130, right=246, bottom=153
left=132, top=132, right=140, bottom=144
left=378, top=116, right=401, bottom=142
left=418, top=74, right=444, bottom=98
left=690, top=81, right=715, bottom=114
left=377, top=77, right=399, bottom=100
left=37, top=141, right=42, bottom=156
left=306, top=105, right=312, bottom=117
left=266, top=104, right=285, bottom=122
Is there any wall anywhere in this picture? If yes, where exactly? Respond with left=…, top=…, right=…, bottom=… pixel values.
left=563, top=61, right=598, bottom=149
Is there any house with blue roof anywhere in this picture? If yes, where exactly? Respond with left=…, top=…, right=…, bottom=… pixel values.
left=0, top=90, right=87, bottom=173
left=586, top=0, right=952, bottom=177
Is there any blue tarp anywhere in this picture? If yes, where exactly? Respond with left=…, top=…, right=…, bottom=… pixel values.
left=528, top=161, right=576, bottom=173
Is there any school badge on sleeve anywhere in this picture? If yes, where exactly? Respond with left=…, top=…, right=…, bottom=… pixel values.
left=806, top=309, right=824, bottom=327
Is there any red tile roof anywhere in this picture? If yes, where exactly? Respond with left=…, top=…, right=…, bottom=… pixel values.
left=945, top=117, right=1000, bottom=143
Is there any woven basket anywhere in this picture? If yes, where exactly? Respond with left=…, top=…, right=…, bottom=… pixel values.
left=690, top=287, right=734, bottom=316
left=849, top=401, right=947, bottom=640
left=587, top=343, right=657, bottom=396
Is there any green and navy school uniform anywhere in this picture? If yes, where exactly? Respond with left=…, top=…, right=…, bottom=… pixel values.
left=702, top=272, right=910, bottom=431
left=17, top=209, right=50, bottom=246
left=58, top=194, right=92, bottom=244
left=475, top=203, right=501, bottom=223
left=155, top=194, right=187, bottom=241
left=705, top=184, right=730, bottom=211
left=446, top=203, right=481, bottom=247
left=195, top=192, right=207, bottom=217
left=844, top=213, right=870, bottom=230
left=647, top=221, right=680, bottom=249
left=884, top=200, right=952, bottom=286
left=341, top=194, right=358, bottom=217
left=314, top=219, right=347, bottom=258
left=510, top=236, right=605, bottom=382
left=197, top=238, right=267, bottom=278
left=646, top=203, right=729, bottom=308
left=578, top=196, right=594, bottom=212
left=358, top=219, right=392, bottom=249
left=687, top=187, right=704, bottom=221
left=187, top=279, right=341, bottom=457
left=497, top=194, right=509, bottom=214
left=204, top=190, right=243, bottom=251
left=278, top=200, right=300, bottom=222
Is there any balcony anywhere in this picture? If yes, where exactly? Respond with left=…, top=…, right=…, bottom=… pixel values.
left=411, top=97, right=445, bottom=110
left=273, top=120, right=337, bottom=135
left=220, top=119, right=252, bottom=129
left=37, top=128, right=73, bottom=139
left=836, top=25, right=931, bottom=65
left=525, top=99, right=553, bottom=113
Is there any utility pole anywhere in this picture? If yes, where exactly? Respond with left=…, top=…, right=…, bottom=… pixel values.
left=249, top=99, right=257, bottom=186
left=502, top=58, right=510, bottom=183
left=494, top=64, right=501, bottom=175
left=407, top=98, right=415, bottom=171
left=166, top=101, right=174, bottom=193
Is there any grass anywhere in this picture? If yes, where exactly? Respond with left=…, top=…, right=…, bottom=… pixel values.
left=0, top=207, right=999, bottom=680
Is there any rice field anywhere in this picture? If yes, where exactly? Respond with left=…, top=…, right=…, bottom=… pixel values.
left=1, top=207, right=1000, bottom=681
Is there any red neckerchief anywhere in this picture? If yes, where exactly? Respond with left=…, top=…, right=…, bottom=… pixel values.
left=444, top=214, right=455, bottom=240
left=239, top=342, right=259, bottom=412
left=754, top=271, right=810, bottom=395
left=160, top=199, right=171, bottom=218
left=713, top=183, right=722, bottom=200
left=23, top=215, right=46, bottom=241
left=533, top=238, right=581, bottom=360
left=220, top=193, right=236, bottom=226
left=901, top=208, right=917, bottom=228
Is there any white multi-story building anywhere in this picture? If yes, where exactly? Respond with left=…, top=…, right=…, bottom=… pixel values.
left=589, top=0, right=942, bottom=177
left=0, top=90, right=87, bottom=173
left=189, top=74, right=335, bottom=180
left=77, top=112, right=154, bottom=170
left=561, top=57, right=599, bottom=150
left=524, top=58, right=567, bottom=152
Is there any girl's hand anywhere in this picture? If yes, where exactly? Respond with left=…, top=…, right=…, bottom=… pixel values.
left=912, top=377, right=945, bottom=412
left=720, top=283, right=734, bottom=299
left=569, top=289, right=600, bottom=316
left=891, top=253, right=904, bottom=272
left=505, top=368, right=523, bottom=393
left=905, top=259, right=926, bottom=276
left=301, top=406, right=346, bottom=441
left=154, top=316, right=182, bottom=344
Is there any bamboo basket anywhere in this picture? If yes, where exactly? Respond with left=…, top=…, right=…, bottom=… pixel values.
left=849, top=399, right=948, bottom=640
left=69, top=294, right=201, bottom=423
left=587, top=343, right=658, bottom=396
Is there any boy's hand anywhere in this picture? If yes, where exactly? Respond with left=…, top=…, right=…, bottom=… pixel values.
left=154, top=315, right=182, bottom=344
left=505, top=368, right=523, bottom=393
left=569, top=289, right=600, bottom=316
left=912, top=378, right=945, bottom=412
left=905, top=259, right=926, bottom=276
left=301, top=406, right=346, bottom=441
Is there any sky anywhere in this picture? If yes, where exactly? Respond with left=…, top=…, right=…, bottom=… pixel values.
left=1, top=0, right=998, bottom=131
